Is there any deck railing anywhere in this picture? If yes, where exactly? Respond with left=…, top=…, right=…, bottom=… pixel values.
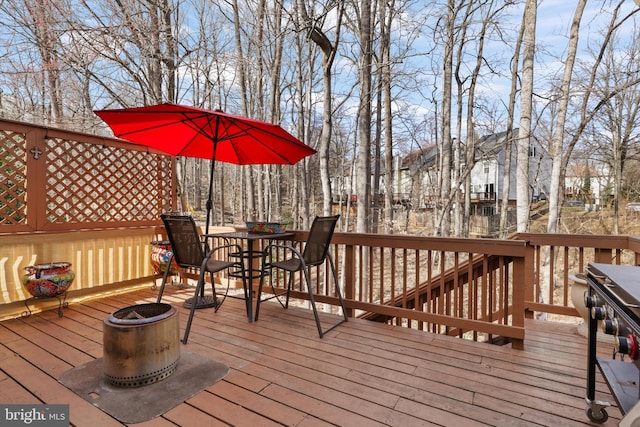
left=514, top=233, right=640, bottom=318
left=215, top=231, right=530, bottom=348
left=256, top=232, right=640, bottom=350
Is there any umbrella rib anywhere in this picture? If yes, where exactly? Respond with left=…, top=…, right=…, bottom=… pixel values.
left=180, top=113, right=218, bottom=145
left=215, top=119, right=307, bottom=164
left=114, top=120, right=187, bottom=138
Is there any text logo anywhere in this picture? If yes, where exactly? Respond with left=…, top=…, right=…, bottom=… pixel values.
left=0, top=405, right=69, bottom=426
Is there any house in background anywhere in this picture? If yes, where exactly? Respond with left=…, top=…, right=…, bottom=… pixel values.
left=564, top=161, right=612, bottom=209
left=401, top=129, right=553, bottom=217
left=331, top=129, right=553, bottom=235
left=467, top=129, right=552, bottom=216
left=330, top=146, right=435, bottom=208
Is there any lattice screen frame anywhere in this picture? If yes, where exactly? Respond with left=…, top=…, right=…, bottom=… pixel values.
left=0, top=120, right=176, bottom=233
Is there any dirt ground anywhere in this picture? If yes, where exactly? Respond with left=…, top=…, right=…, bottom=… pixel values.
left=529, top=204, right=640, bottom=235
left=389, top=203, right=640, bottom=237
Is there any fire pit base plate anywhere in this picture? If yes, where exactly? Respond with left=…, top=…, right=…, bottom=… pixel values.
left=58, top=350, right=229, bottom=424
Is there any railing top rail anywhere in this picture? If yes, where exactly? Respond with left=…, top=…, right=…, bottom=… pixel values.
left=328, top=231, right=529, bottom=256
left=513, top=232, right=632, bottom=249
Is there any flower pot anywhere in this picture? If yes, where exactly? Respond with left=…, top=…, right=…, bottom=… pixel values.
left=150, top=240, right=179, bottom=275
left=22, top=262, right=75, bottom=298
left=569, top=273, right=589, bottom=324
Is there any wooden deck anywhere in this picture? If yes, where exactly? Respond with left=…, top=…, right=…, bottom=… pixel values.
left=0, top=284, right=623, bottom=426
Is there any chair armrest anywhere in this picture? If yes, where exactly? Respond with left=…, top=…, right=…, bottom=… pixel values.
left=201, top=236, right=230, bottom=253
left=205, top=243, right=243, bottom=260
left=262, top=242, right=304, bottom=266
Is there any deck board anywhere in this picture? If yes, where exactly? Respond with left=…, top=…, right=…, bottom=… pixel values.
left=0, top=284, right=624, bottom=426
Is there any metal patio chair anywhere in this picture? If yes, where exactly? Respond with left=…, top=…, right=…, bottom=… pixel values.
left=255, top=215, right=347, bottom=338
left=157, top=213, right=245, bottom=344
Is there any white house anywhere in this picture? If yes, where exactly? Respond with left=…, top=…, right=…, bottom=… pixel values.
left=467, top=129, right=552, bottom=215
left=331, top=129, right=553, bottom=217
left=564, top=160, right=612, bottom=208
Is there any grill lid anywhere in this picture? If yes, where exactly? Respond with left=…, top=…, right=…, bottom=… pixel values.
left=587, top=263, right=640, bottom=320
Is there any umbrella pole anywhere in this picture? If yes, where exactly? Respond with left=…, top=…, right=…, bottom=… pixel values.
left=205, top=119, right=220, bottom=236
left=205, top=158, right=215, bottom=236
left=188, top=138, right=217, bottom=311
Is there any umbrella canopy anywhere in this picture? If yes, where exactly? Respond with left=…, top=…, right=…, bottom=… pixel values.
left=94, top=102, right=315, bottom=165
left=94, top=103, right=316, bottom=230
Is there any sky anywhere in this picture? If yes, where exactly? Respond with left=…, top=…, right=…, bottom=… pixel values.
left=531, top=0, right=638, bottom=77
left=450, top=0, right=639, bottom=142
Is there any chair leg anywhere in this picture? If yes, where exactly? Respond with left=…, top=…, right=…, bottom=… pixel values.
left=255, top=264, right=267, bottom=321
left=156, top=253, right=175, bottom=303
left=328, top=254, right=348, bottom=323
left=305, top=254, right=348, bottom=339
left=266, top=267, right=293, bottom=309
left=182, top=269, right=207, bottom=344
left=302, top=267, right=325, bottom=338
left=210, top=271, right=223, bottom=313
left=284, top=272, right=293, bottom=309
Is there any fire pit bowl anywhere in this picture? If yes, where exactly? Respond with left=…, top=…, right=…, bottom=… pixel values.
left=103, top=303, right=179, bottom=387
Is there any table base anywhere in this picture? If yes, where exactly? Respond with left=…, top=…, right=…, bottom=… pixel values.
left=183, top=295, right=219, bottom=309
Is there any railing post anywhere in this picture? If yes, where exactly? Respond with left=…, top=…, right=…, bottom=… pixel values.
left=512, top=243, right=533, bottom=350
left=343, top=243, right=356, bottom=318
left=594, top=248, right=613, bottom=264
left=523, top=242, right=536, bottom=320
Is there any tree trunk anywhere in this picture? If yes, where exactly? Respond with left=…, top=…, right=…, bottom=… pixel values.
left=546, top=0, right=586, bottom=234
left=231, top=0, right=255, bottom=221
left=296, top=0, right=343, bottom=218
left=499, top=16, right=524, bottom=238
left=381, top=0, right=394, bottom=234
left=438, top=0, right=455, bottom=237
left=516, top=0, right=536, bottom=233
left=356, top=0, right=373, bottom=233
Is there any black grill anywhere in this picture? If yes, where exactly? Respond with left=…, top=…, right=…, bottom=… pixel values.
left=585, top=263, right=640, bottom=424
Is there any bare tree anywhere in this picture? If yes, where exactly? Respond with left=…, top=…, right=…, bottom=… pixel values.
left=545, top=0, right=586, bottom=234
left=537, top=2, right=640, bottom=222
left=380, top=0, right=394, bottom=234
left=2, top=0, right=639, bottom=235
left=71, top=1, right=179, bottom=106
left=296, top=0, right=344, bottom=218
left=515, top=0, right=536, bottom=233
left=498, top=16, right=524, bottom=238
left=356, top=0, right=374, bottom=233
left=436, top=0, right=455, bottom=237
left=454, top=0, right=513, bottom=237
left=0, top=0, right=69, bottom=124
left=590, top=25, right=640, bottom=233
left=229, top=0, right=257, bottom=220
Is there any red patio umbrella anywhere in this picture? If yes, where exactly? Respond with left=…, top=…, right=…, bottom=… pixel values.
left=94, top=103, right=316, bottom=232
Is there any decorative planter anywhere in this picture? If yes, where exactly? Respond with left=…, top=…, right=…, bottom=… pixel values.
left=22, top=262, right=75, bottom=298
left=245, top=221, right=287, bottom=234
left=150, top=240, right=179, bottom=275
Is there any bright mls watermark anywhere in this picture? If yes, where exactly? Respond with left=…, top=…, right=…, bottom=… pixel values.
left=0, top=404, right=69, bottom=426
